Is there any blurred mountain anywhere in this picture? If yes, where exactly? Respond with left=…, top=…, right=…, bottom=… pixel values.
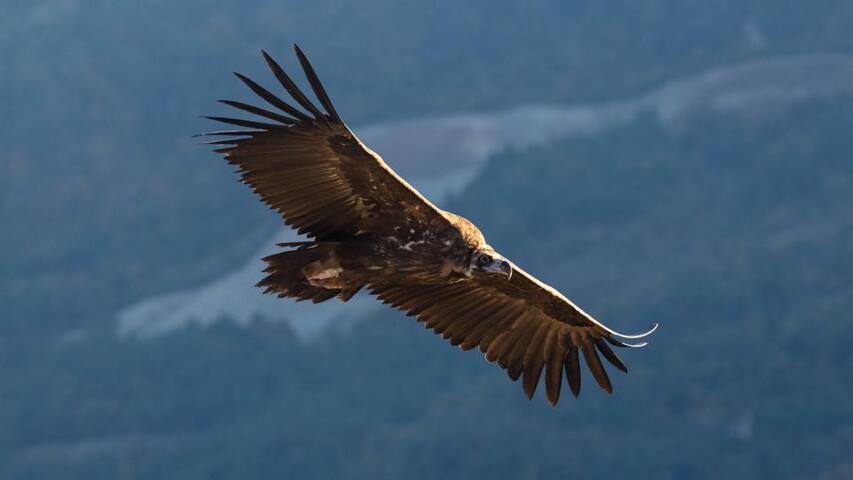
left=6, top=0, right=853, bottom=333
left=3, top=1, right=853, bottom=479
left=4, top=98, right=852, bottom=479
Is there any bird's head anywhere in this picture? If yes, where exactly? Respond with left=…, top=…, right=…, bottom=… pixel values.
left=468, top=247, right=512, bottom=280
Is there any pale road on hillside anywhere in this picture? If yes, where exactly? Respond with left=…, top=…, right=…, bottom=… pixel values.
left=117, top=53, right=853, bottom=341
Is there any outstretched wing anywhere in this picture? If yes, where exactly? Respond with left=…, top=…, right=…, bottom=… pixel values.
left=370, top=262, right=657, bottom=406
left=202, top=45, right=448, bottom=240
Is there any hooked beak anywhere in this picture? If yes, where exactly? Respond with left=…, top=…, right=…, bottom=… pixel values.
left=484, top=259, right=513, bottom=281
left=501, top=260, right=512, bottom=280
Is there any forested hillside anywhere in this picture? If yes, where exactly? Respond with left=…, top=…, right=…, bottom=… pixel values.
left=6, top=0, right=853, bottom=333
left=4, top=2, right=853, bottom=479
left=4, top=100, right=852, bottom=479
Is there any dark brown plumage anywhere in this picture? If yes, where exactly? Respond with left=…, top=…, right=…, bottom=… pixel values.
left=202, top=45, right=657, bottom=406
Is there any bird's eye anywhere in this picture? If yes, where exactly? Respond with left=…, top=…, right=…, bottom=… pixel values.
left=477, top=254, right=492, bottom=266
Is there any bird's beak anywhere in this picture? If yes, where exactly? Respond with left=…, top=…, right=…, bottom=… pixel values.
left=484, top=259, right=512, bottom=281
left=500, top=260, right=512, bottom=280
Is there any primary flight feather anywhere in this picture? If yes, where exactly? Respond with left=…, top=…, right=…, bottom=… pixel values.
left=202, top=45, right=657, bottom=406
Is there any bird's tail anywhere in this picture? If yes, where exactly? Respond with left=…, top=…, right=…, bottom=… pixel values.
left=256, top=242, right=362, bottom=303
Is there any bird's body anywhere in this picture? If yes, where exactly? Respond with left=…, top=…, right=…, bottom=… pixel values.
left=203, top=46, right=657, bottom=406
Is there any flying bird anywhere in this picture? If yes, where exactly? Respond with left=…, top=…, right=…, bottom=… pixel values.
left=202, top=45, right=657, bottom=406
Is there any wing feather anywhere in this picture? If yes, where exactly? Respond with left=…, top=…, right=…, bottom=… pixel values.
left=232, top=72, right=313, bottom=122
left=581, top=340, right=613, bottom=394
left=293, top=44, right=343, bottom=123
left=594, top=337, right=628, bottom=373
left=502, top=314, right=540, bottom=372
left=543, top=332, right=565, bottom=406
left=434, top=296, right=484, bottom=336
left=485, top=330, right=514, bottom=364
left=521, top=322, right=550, bottom=399
left=217, top=100, right=297, bottom=125
left=445, top=300, right=498, bottom=345
left=479, top=305, right=525, bottom=354
left=457, top=302, right=507, bottom=351
left=497, top=314, right=538, bottom=370
left=565, top=343, right=582, bottom=398
left=261, top=49, right=328, bottom=121
left=204, top=115, right=282, bottom=131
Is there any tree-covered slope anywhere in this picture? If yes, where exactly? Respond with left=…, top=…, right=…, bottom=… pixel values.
left=4, top=99, right=852, bottom=479
left=6, top=0, right=853, bottom=332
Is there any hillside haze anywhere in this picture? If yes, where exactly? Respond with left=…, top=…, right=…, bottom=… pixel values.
left=2, top=2, right=853, bottom=479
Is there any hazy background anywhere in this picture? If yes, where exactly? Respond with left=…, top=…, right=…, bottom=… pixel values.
left=3, top=1, right=853, bottom=478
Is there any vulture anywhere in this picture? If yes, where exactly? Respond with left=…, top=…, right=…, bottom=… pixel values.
left=201, top=45, right=657, bottom=406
